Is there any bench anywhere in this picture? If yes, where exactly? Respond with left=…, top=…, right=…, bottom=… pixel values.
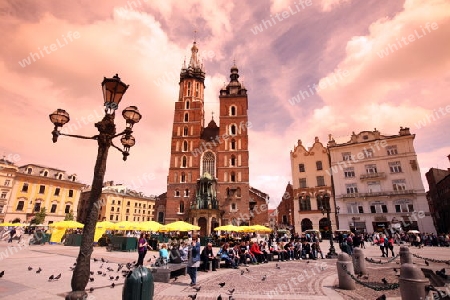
left=150, top=263, right=187, bottom=283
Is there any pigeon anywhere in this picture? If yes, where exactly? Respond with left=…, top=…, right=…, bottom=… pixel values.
left=28, top=266, right=33, bottom=271
left=111, top=283, right=115, bottom=288
left=93, top=258, right=98, bottom=262
left=100, top=263, right=104, bottom=269
left=188, top=294, right=197, bottom=300
left=48, top=274, right=54, bottom=281
left=362, top=275, right=369, bottom=280
left=306, top=261, right=310, bottom=264
left=69, top=267, right=75, bottom=271
left=54, top=274, right=61, bottom=280
left=110, top=276, right=115, bottom=280
left=375, top=295, right=386, bottom=300
left=97, top=271, right=103, bottom=275
left=227, top=288, right=235, bottom=295
left=36, top=268, right=42, bottom=274
left=240, top=270, right=244, bottom=275
left=381, top=278, right=388, bottom=284
left=193, top=286, right=201, bottom=292
left=393, top=268, right=397, bottom=272
left=228, top=296, right=235, bottom=300
left=262, top=275, right=267, bottom=281
left=219, top=282, right=226, bottom=287
left=102, top=273, right=107, bottom=277
left=107, top=267, right=114, bottom=272
left=89, top=277, right=94, bottom=282
left=246, top=268, right=250, bottom=273
left=356, top=272, right=363, bottom=279
left=115, top=275, right=120, bottom=280
left=217, top=295, right=222, bottom=300
left=101, top=258, right=106, bottom=263
left=275, top=263, right=280, bottom=269
left=425, top=260, right=429, bottom=266
left=73, top=262, right=77, bottom=266
left=0, top=271, right=4, bottom=278
left=90, top=271, right=94, bottom=275
left=89, top=287, right=94, bottom=293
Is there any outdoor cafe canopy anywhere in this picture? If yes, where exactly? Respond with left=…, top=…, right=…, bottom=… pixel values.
left=158, top=221, right=200, bottom=232
left=49, top=220, right=85, bottom=229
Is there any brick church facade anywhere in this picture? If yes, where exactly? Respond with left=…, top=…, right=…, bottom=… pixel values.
left=155, top=42, right=269, bottom=236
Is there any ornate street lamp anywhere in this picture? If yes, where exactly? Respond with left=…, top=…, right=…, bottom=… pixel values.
left=319, top=194, right=340, bottom=259
left=49, top=74, right=142, bottom=300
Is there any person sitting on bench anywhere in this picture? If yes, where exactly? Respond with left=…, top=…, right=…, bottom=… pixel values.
left=200, top=243, right=217, bottom=272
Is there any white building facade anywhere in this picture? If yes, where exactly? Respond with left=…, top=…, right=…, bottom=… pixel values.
left=328, top=127, right=435, bottom=234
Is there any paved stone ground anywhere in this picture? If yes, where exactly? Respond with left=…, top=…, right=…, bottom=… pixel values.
left=0, top=238, right=448, bottom=300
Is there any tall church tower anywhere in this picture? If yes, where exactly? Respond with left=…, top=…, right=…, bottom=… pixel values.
left=165, top=42, right=206, bottom=223
left=216, top=65, right=251, bottom=226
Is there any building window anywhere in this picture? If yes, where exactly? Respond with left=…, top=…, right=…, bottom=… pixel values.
left=39, top=185, right=45, bottom=194
left=126, top=208, right=129, bottom=214
left=4, top=179, right=10, bottom=186
left=392, top=179, right=407, bottom=191
left=344, top=167, right=355, bottom=178
left=346, top=183, right=358, bottom=194
left=158, top=212, right=164, bottom=223
left=179, top=201, right=184, bottom=213
left=112, top=200, right=115, bottom=205
left=389, top=161, right=403, bottom=173
left=367, top=181, right=381, bottom=193
left=202, top=151, right=215, bottom=178
left=54, top=188, right=60, bottom=196
left=230, top=172, right=236, bottom=182
left=230, top=155, right=236, bottom=166
left=230, top=106, right=237, bottom=116
left=184, top=112, right=189, bottom=122
left=183, top=126, right=189, bottom=136
left=299, top=195, right=311, bottom=211
left=0, top=191, right=6, bottom=199
left=387, top=145, right=398, bottom=156
left=230, top=139, right=236, bottom=150
left=65, top=205, right=71, bottom=214
left=365, top=164, right=378, bottom=174
left=364, top=149, right=374, bottom=158
left=26, top=167, right=32, bottom=174
left=125, top=216, right=129, bottom=221
left=175, top=190, right=180, bottom=197
left=50, top=204, right=57, bottom=213
left=68, top=189, right=74, bottom=197
left=21, top=183, right=29, bottom=192
left=127, top=201, right=130, bottom=206
left=395, top=203, right=414, bottom=213
left=42, top=170, right=49, bottom=177
left=184, top=189, right=189, bottom=197
left=236, top=187, right=241, bottom=197
left=111, top=207, right=114, bottom=212
left=299, top=178, right=307, bottom=188
left=316, top=161, right=323, bottom=171
left=182, top=156, right=187, bottom=167
left=116, top=215, right=119, bottom=221
left=347, top=203, right=364, bottom=214
left=370, top=203, right=388, bottom=213
left=229, top=124, right=237, bottom=135
left=16, top=201, right=24, bottom=211
left=183, top=141, right=188, bottom=152
left=34, top=202, right=41, bottom=212
left=342, top=152, right=352, bottom=161
left=185, top=101, right=190, bottom=109
left=316, top=176, right=325, bottom=187
left=231, top=203, right=237, bottom=210
left=110, top=215, right=114, bottom=221
left=58, top=173, right=63, bottom=180
left=298, top=164, right=305, bottom=172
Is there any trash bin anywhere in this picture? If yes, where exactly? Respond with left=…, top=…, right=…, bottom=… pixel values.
left=122, top=266, right=154, bottom=300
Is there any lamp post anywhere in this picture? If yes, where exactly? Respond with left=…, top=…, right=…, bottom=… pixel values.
left=319, top=194, right=340, bottom=259
left=49, top=74, right=142, bottom=300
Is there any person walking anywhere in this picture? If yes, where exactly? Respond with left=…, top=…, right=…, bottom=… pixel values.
left=387, top=235, right=395, bottom=257
left=136, top=233, right=148, bottom=266
left=8, top=227, right=16, bottom=243
left=187, top=235, right=201, bottom=286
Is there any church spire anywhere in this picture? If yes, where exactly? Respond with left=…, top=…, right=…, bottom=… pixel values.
left=180, top=40, right=205, bottom=82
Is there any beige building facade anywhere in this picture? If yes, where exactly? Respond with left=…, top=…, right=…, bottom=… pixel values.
left=328, top=127, right=435, bottom=234
left=0, top=158, right=19, bottom=223
left=290, top=137, right=337, bottom=236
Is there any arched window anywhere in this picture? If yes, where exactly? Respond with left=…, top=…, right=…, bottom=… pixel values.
left=57, top=173, right=63, bottom=180
left=180, top=172, right=186, bottom=183
left=183, top=141, right=188, bottom=152
left=230, top=155, right=236, bottom=166
left=182, top=156, right=187, bottom=167
left=229, top=124, right=237, bottom=135
left=185, top=101, right=190, bottom=109
left=299, top=195, right=311, bottom=211
left=184, top=189, right=189, bottom=197
left=202, top=151, right=215, bottom=178
left=184, top=112, right=189, bottom=122
left=179, top=201, right=185, bottom=213
left=26, top=167, right=32, bottom=174
left=183, top=126, right=188, bottom=136
left=42, top=170, right=48, bottom=177
left=230, top=105, right=237, bottom=116
left=230, top=139, right=236, bottom=150
left=230, top=172, right=236, bottom=182
left=175, top=190, right=180, bottom=197
left=236, top=187, right=241, bottom=197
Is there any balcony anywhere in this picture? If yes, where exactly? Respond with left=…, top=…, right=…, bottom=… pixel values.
left=360, top=172, right=386, bottom=180
left=342, top=189, right=416, bottom=198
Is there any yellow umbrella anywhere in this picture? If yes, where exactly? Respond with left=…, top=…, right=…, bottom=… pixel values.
left=136, top=221, right=163, bottom=232
left=49, top=220, right=84, bottom=229
left=0, top=222, right=15, bottom=227
left=214, top=224, right=242, bottom=232
left=248, top=225, right=272, bottom=233
left=96, top=221, right=116, bottom=229
left=113, top=221, right=139, bottom=231
left=159, top=221, right=200, bottom=232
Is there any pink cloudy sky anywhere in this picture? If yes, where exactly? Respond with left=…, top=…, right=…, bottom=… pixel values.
left=0, top=0, right=449, bottom=209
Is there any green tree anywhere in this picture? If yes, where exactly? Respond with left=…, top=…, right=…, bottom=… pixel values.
left=65, top=209, right=74, bottom=221
left=34, top=207, right=47, bottom=225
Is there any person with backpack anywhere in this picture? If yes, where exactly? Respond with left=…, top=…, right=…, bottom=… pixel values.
left=8, top=227, right=16, bottom=243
